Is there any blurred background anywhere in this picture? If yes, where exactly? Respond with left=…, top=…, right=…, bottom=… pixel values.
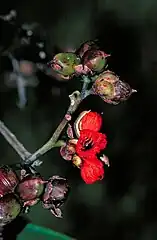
left=0, top=0, right=156, bottom=239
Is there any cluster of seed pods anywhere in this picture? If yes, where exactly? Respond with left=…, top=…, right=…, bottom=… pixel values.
left=48, top=40, right=110, bottom=80
left=49, top=40, right=136, bottom=104
left=0, top=12, right=137, bottom=229
left=0, top=165, right=69, bottom=227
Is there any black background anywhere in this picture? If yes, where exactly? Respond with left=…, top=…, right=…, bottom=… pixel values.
left=0, top=0, right=156, bottom=239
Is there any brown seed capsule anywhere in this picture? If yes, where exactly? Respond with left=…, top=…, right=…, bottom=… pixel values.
left=111, top=80, right=137, bottom=104
left=42, top=176, right=70, bottom=218
left=0, top=165, right=19, bottom=197
left=92, top=70, right=137, bottom=104
left=76, top=40, right=99, bottom=58
left=16, top=175, right=45, bottom=201
left=82, top=49, right=110, bottom=74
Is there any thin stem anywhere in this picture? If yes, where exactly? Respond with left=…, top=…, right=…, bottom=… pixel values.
left=25, top=91, right=82, bottom=165
left=24, top=117, right=68, bottom=164
left=0, top=121, right=31, bottom=160
left=80, top=75, right=91, bottom=99
left=0, top=91, right=82, bottom=166
left=0, top=77, right=90, bottom=167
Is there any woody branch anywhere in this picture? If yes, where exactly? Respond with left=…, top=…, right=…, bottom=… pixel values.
left=0, top=76, right=90, bottom=167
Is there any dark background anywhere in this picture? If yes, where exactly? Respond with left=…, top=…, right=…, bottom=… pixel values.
left=0, top=0, right=156, bottom=239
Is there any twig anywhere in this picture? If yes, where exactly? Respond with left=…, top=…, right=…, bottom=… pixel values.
left=80, top=75, right=91, bottom=99
left=0, top=91, right=82, bottom=166
left=25, top=91, right=82, bottom=165
left=0, top=72, right=91, bottom=167
left=0, top=10, right=92, bottom=167
left=0, top=121, right=31, bottom=160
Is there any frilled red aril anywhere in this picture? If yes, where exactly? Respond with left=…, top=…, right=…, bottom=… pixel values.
left=80, top=111, right=102, bottom=131
left=80, top=157, right=104, bottom=184
left=74, top=111, right=102, bottom=137
left=76, top=129, right=107, bottom=159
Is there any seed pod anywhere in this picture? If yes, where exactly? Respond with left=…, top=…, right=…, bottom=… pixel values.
left=76, top=40, right=99, bottom=58
left=0, top=165, right=19, bottom=197
left=42, top=176, right=70, bottom=214
left=74, top=110, right=102, bottom=137
left=82, top=49, right=110, bottom=73
left=16, top=175, right=45, bottom=201
left=60, top=139, right=77, bottom=161
left=0, top=193, right=22, bottom=226
left=92, top=70, right=137, bottom=104
left=110, top=80, right=136, bottom=104
left=48, top=52, right=81, bottom=78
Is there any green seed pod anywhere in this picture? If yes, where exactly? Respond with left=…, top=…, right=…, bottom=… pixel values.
left=0, top=193, right=22, bottom=226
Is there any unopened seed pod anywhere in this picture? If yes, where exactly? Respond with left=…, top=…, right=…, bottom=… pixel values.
left=0, top=193, right=22, bottom=226
left=0, top=165, right=19, bottom=197
left=92, top=70, right=137, bottom=104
